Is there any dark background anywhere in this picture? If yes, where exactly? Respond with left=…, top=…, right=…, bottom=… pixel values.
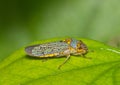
left=0, top=0, right=120, bottom=61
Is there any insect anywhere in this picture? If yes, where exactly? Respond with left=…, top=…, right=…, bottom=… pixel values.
left=25, top=38, right=88, bottom=69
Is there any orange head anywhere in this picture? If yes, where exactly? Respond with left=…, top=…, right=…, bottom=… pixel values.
left=64, top=38, right=88, bottom=55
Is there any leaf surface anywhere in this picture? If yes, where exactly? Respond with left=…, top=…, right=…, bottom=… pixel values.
left=0, top=38, right=120, bottom=85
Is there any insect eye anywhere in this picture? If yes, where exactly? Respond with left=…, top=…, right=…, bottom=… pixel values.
left=77, top=40, right=88, bottom=50
left=80, top=43, right=88, bottom=50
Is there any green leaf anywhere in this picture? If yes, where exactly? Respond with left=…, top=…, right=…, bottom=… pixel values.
left=0, top=38, right=120, bottom=85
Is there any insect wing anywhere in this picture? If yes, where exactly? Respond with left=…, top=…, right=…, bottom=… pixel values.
left=25, top=41, right=69, bottom=57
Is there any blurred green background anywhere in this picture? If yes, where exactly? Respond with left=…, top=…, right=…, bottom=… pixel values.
left=0, top=0, right=120, bottom=61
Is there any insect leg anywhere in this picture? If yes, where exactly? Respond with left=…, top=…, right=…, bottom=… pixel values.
left=58, top=55, right=70, bottom=69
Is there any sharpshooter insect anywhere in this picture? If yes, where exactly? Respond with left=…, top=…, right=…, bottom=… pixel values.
left=25, top=38, right=88, bottom=69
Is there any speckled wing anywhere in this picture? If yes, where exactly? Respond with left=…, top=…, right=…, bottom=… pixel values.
left=25, top=41, right=69, bottom=57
